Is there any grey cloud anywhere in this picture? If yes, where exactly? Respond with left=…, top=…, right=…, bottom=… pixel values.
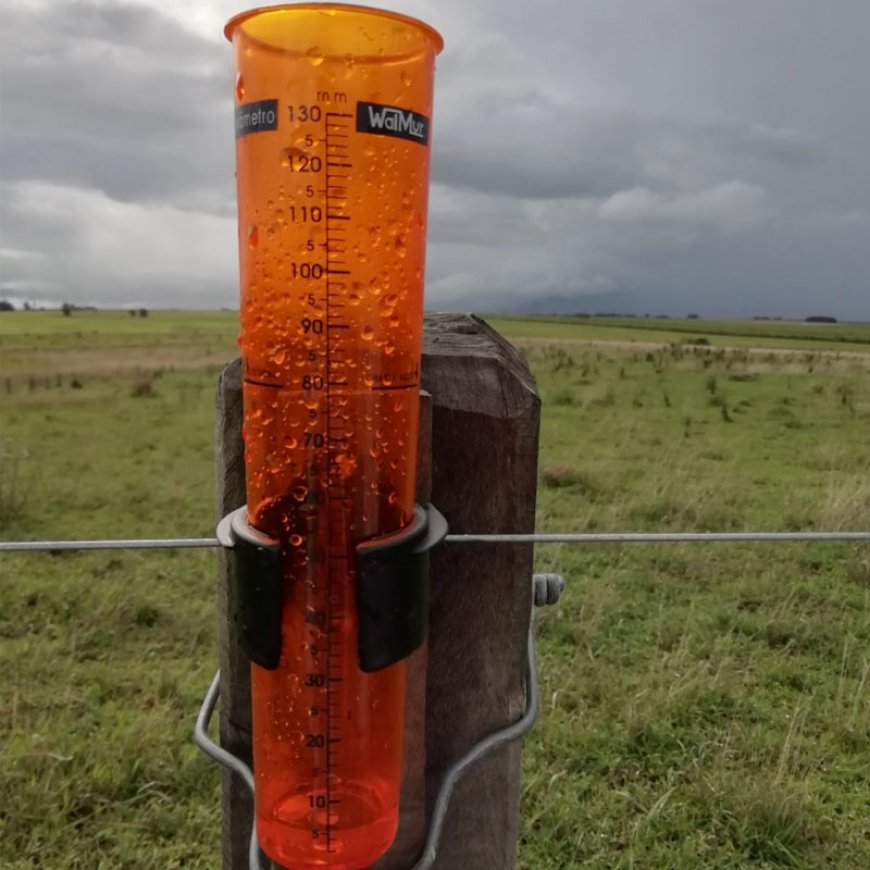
left=432, top=90, right=816, bottom=202
left=0, top=0, right=867, bottom=318
left=0, top=1, right=233, bottom=207
left=734, top=124, right=814, bottom=166
left=433, top=108, right=640, bottom=199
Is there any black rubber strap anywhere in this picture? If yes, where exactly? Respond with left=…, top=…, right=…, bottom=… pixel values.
left=227, top=511, right=283, bottom=670
left=355, top=504, right=448, bottom=672
left=225, top=503, right=448, bottom=673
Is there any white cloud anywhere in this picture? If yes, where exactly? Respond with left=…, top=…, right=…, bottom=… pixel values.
left=0, top=247, right=45, bottom=261
left=3, top=181, right=237, bottom=305
left=598, top=181, right=769, bottom=231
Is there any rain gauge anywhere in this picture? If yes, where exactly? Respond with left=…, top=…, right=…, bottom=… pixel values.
left=224, top=5, right=444, bottom=868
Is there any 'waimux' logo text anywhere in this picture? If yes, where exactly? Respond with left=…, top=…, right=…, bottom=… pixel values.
left=356, top=102, right=429, bottom=146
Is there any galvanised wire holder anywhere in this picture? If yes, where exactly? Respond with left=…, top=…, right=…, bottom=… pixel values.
left=195, top=506, right=565, bottom=870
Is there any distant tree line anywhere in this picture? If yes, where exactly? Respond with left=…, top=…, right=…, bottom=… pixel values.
left=61, top=302, right=100, bottom=316
left=569, top=312, right=693, bottom=319
left=0, top=301, right=149, bottom=317
left=0, top=300, right=839, bottom=324
left=548, top=312, right=842, bottom=323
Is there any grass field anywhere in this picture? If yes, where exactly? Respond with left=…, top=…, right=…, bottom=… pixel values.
left=486, top=315, right=870, bottom=353
left=1, top=310, right=868, bottom=868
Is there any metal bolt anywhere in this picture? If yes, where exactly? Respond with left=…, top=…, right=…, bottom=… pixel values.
left=533, top=573, right=566, bottom=607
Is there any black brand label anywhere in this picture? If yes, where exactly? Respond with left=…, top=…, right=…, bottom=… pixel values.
left=235, top=99, right=278, bottom=139
left=356, top=101, right=429, bottom=146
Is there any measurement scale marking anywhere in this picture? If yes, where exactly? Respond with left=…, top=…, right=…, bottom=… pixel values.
left=322, top=105, right=354, bottom=856
left=324, top=106, right=334, bottom=857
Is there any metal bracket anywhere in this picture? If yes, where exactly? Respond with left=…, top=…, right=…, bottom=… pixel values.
left=193, top=573, right=565, bottom=870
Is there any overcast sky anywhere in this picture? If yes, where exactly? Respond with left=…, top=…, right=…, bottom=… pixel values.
left=1, top=0, right=868, bottom=319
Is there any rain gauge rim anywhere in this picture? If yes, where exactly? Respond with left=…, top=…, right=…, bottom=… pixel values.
left=224, top=3, right=445, bottom=56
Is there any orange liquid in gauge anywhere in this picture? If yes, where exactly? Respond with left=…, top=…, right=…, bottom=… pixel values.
left=226, top=5, right=442, bottom=869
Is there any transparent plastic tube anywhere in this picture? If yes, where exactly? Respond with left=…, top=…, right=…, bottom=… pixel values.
left=225, top=6, right=442, bottom=869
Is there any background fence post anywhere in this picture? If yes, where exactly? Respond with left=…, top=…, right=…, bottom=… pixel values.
left=215, top=313, right=540, bottom=869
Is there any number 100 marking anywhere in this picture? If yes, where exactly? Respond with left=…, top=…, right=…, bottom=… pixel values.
left=292, top=262, right=324, bottom=279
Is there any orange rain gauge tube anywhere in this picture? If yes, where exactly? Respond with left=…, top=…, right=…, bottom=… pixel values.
left=225, top=5, right=443, bottom=869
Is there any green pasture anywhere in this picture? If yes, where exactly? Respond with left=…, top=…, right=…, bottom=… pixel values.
left=486, top=315, right=870, bottom=353
left=3, top=309, right=868, bottom=354
left=0, top=309, right=238, bottom=347
left=1, top=311, right=868, bottom=868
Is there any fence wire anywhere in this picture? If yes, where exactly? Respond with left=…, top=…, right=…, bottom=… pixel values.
left=1, top=531, right=869, bottom=553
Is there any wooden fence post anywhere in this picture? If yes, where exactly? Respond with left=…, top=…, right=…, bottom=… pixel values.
left=419, top=313, right=540, bottom=869
left=215, top=313, right=540, bottom=869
